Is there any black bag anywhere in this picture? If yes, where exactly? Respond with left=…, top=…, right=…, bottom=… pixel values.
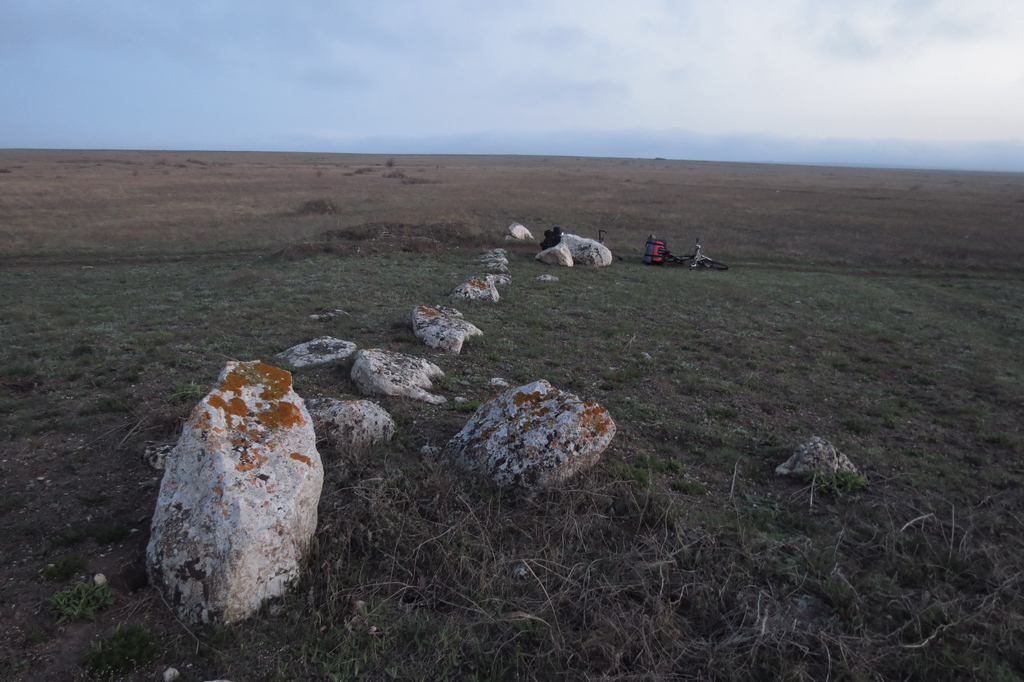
left=643, top=235, right=667, bottom=265
left=540, top=226, right=563, bottom=250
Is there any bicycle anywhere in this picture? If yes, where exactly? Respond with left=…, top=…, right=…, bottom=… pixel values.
left=661, top=237, right=728, bottom=270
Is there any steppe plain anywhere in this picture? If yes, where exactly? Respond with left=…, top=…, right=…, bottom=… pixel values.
left=1, top=149, right=1024, bottom=681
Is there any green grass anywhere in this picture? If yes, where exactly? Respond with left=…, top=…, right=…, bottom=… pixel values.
left=3, top=239, right=1024, bottom=680
left=83, top=623, right=160, bottom=675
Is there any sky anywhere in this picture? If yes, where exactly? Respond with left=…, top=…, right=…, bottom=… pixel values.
left=2, top=0, right=1024, bottom=171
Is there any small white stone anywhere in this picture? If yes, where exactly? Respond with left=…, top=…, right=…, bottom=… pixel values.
left=454, top=396, right=468, bottom=404
left=490, top=378, right=510, bottom=389
left=93, top=573, right=107, bottom=586
left=163, top=668, right=181, bottom=682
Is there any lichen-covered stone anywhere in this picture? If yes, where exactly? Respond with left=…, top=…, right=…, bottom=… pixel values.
left=350, top=349, right=447, bottom=405
left=508, top=223, right=533, bottom=240
left=412, top=305, right=483, bottom=354
left=776, top=437, right=861, bottom=476
left=536, top=242, right=573, bottom=267
left=452, top=278, right=500, bottom=302
left=560, top=233, right=613, bottom=267
left=276, top=337, right=357, bottom=368
left=305, top=398, right=395, bottom=451
left=476, top=249, right=510, bottom=272
left=535, top=274, right=559, bottom=282
left=484, top=273, right=512, bottom=287
left=441, top=380, right=616, bottom=489
left=146, top=361, right=323, bottom=625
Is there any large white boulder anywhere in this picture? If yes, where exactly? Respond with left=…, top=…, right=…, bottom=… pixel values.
left=536, top=242, right=573, bottom=267
left=776, top=437, right=861, bottom=477
left=276, top=337, right=357, bottom=368
left=451, top=278, right=500, bottom=302
left=508, top=223, right=533, bottom=240
left=305, top=398, right=395, bottom=451
left=412, top=305, right=483, bottom=354
left=147, top=361, right=323, bottom=625
left=441, top=380, right=616, bottom=490
left=350, top=349, right=447, bottom=405
left=560, top=233, right=613, bottom=267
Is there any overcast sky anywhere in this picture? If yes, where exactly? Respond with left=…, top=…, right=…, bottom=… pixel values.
left=3, top=0, right=1023, bottom=170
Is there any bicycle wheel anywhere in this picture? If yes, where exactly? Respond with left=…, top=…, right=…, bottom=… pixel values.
left=703, top=259, right=728, bottom=270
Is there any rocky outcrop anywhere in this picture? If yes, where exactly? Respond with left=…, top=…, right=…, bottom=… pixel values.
left=350, top=349, right=447, bottom=405
left=305, top=398, right=395, bottom=451
left=508, top=223, right=533, bottom=240
left=412, top=305, right=483, bottom=354
left=536, top=242, right=573, bottom=267
left=560, top=233, right=613, bottom=267
left=147, top=361, right=323, bottom=625
left=452, top=278, right=500, bottom=302
left=776, top=437, right=861, bottom=476
left=276, top=337, right=357, bottom=368
left=476, top=249, right=509, bottom=272
left=441, top=380, right=616, bottom=490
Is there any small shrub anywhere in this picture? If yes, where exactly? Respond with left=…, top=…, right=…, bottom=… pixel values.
left=40, top=555, right=87, bottom=582
left=48, top=527, right=88, bottom=548
left=47, top=581, right=115, bottom=623
left=84, top=623, right=160, bottom=675
left=606, top=460, right=650, bottom=487
left=168, top=380, right=207, bottom=405
left=671, top=479, right=708, bottom=496
left=452, top=400, right=481, bottom=413
left=383, top=171, right=406, bottom=179
left=0, top=494, right=26, bottom=516
left=88, top=522, right=129, bottom=544
left=297, top=198, right=340, bottom=215
left=385, top=158, right=395, bottom=167
left=801, top=470, right=869, bottom=495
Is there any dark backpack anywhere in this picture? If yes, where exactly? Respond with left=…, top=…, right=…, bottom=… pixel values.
left=540, top=226, right=563, bottom=250
left=643, top=235, right=667, bottom=265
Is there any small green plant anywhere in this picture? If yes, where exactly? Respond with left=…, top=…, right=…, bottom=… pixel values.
left=0, top=494, right=26, bottom=516
left=88, top=522, right=129, bottom=544
left=48, top=527, right=88, bottom=549
left=168, top=380, right=207, bottom=405
left=671, top=479, right=708, bottom=496
left=83, top=623, right=160, bottom=675
left=40, top=555, right=87, bottom=582
left=802, top=470, right=869, bottom=495
left=606, top=460, right=650, bottom=487
left=452, top=399, right=481, bottom=413
left=47, top=581, right=115, bottom=623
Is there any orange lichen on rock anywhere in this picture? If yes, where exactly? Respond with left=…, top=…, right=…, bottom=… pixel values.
left=289, top=452, right=312, bottom=466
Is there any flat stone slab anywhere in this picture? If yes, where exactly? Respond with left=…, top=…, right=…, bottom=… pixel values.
left=412, top=305, right=483, bottom=354
left=350, top=349, right=447, bottom=405
left=277, top=337, right=357, bottom=367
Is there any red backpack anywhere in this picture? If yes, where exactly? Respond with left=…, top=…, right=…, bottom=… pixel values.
left=643, top=236, right=667, bottom=265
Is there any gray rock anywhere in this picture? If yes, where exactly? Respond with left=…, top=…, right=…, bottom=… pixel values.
left=534, top=274, right=559, bottom=282
left=412, top=305, right=483, bottom=354
left=536, top=242, right=573, bottom=267
left=350, top=349, right=447, bottom=405
left=560, top=233, right=613, bottom=267
left=277, top=337, right=357, bottom=368
left=776, top=437, right=861, bottom=476
left=508, top=223, right=533, bottom=240
left=147, top=361, right=323, bottom=624
left=305, top=398, right=395, bottom=451
left=441, top=380, right=616, bottom=490
left=451, top=278, right=500, bottom=302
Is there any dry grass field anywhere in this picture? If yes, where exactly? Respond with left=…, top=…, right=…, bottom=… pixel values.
left=2, top=149, right=1024, bottom=681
